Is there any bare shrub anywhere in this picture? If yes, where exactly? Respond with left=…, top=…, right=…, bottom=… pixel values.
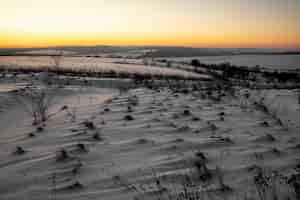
left=76, top=143, right=88, bottom=152
left=194, top=156, right=212, bottom=182
left=56, top=148, right=69, bottom=162
left=66, top=181, right=83, bottom=190
left=82, top=120, right=96, bottom=130
left=13, top=146, right=26, bottom=155
left=128, top=95, right=139, bottom=106
left=124, top=115, right=134, bottom=121
left=183, top=109, right=191, bottom=116
left=251, top=154, right=296, bottom=200
left=72, top=159, right=83, bottom=174
left=195, top=151, right=207, bottom=163
left=17, top=86, right=53, bottom=125
left=68, top=106, right=77, bottom=122
left=288, top=173, right=300, bottom=200
left=93, top=131, right=103, bottom=141
left=215, top=165, right=232, bottom=192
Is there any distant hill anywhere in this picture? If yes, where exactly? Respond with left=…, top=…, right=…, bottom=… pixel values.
left=0, top=46, right=299, bottom=57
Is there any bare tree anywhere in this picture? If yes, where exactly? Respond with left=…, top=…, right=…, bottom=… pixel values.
left=17, top=86, right=53, bottom=125
left=42, top=50, right=64, bottom=86
left=191, top=59, right=201, bottom=73
left=51, top=50, right=63, bottom=72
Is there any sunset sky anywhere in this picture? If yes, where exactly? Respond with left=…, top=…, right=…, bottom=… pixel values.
left=0, top=0, right=299, bottom=48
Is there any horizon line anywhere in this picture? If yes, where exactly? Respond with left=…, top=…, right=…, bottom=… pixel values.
left=1, top=44, right=300, bottom=50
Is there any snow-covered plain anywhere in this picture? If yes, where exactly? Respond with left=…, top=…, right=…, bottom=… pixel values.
left=0, top=56, right=209, bottom=80
left=0, top=74, right=299, bottom=200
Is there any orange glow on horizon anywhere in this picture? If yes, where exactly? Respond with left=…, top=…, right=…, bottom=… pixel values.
left=1, top=31, right=299, bottom=49
left=1, top=0, right=299, bottom=49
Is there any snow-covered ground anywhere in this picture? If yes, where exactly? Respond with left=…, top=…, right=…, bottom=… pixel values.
left=0, top=56, right=209, bottom=79
left=0, top=75, right=299, bottom=200
left=250, top=89, right=300, bottom=127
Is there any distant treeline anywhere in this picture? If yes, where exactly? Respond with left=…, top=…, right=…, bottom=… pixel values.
left=190, top=59, right=300, bottom=83
left=142, top=47, right=300, bottom=58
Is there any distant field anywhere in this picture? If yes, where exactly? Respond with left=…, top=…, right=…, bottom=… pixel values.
left=0, top=56, right=209, bottom=80
left=164, top=54, right=300, bottom=70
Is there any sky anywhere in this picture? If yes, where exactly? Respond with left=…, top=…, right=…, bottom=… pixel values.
left=0, top=0, right=299, bottom=48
